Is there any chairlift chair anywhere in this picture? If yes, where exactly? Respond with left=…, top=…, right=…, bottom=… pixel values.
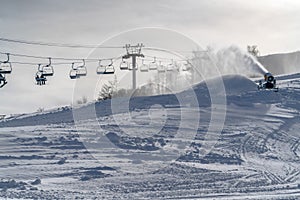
left=119, top=58, right=129, bottom=70
left=69, top=63, right=78, bottom=79
left=0, top=53, right=12, bottom=74
left=103, top=60, right=115, bottom=74
left=69, top=70, right=78, bottom=79
left=166, top=59, right=174, bottom=71
left=140, top=59, right=148, bottom=72
left=96, top=60, right=106, bottom=74
left=41, top=58, right=54, bottom=76
left=76, top=59, right=87, bottom=77
left=149, top=57, right=158, bottom=70
left=35, top=65, right=47, bottom=85
left=157, top=61, right=165, bottom=73
left=77, top=67, right=87, bottom=77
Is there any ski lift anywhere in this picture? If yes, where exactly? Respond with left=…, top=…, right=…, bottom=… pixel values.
left=140, top=59, right=148, bottom=72
left=40, top=57, right=54, bottom=76
left=35, top=64, right=47, bottom=85
left=103, top=59, right=115, bottom=74
left=76, top=59, right=87, bottom=77
left=0, top=53, right=12, bottom=74
left=96, top=60, right=106, bottom=74
left=166, top=59, right=175, bottom=71
left=69, top=63, right=78, bottom=79
left=149, top=57, right=158, bottom=70
left=119, top=58, right=129, bottom=70
left=157, top=61, right=165, bottom=73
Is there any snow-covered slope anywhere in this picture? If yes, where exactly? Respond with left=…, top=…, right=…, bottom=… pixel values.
left=259, top=51, right=300, bottom=75
left=0, top=75, right=264, bottom=127
left=0, top=74, right=300, bottom=199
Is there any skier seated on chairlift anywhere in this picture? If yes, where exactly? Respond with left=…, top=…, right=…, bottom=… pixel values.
left=35, top=74, right=41, bottom=85
left=35, top=74, right=47, bottom=85
left=40, top=74, right=46, bottom=85
left=0, top=74, right=7, bottom=88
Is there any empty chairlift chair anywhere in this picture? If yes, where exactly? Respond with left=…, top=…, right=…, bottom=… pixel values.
left=140, top=59, right=148, bottom=72
left=157, top=61, right=166, bottom=73
left=166, top=59, right=175, bottom=71
left=104, top=60, right=115, bottom=74
left=69, top=63, right=78, bottom=79
left=0, top=53, right=12, bottom=74
left=41, top=58, right=54, bottom=77
left=149, top=57, right=158, bottom=71
left=96, top=60, right=106, bottom=74
left=119, top=58, right=129, bottom=70
left=76, top=59, right=87, bottom=77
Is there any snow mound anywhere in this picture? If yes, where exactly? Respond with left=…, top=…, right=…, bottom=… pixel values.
left=191, top=74, right=257, bottom=96
left=220, top=74, right=258, bottom=95
left=180, top=74, right=258, bottom=106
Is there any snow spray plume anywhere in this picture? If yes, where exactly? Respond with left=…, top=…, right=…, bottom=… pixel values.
left=202, top=46, right=269, bottom=77
left=230, top=46, right=269, bottom=75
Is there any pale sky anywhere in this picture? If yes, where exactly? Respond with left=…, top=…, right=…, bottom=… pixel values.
left=1, top=0, right=300, bottom=115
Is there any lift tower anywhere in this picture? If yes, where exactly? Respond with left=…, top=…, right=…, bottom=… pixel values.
left=123, top=44, right=144, bottom=90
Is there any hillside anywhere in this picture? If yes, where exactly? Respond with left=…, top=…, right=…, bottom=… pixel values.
left=259, top=51, right=300, bottom=75
left=0, top=75, right=261, bottom=127
left=0, top=74, right=300, bottom=199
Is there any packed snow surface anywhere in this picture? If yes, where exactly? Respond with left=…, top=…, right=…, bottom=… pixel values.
left=0, top=74, right=300, bottom=199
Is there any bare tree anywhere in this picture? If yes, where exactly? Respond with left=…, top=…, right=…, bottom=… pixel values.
left=247, top=45, right=260, bottom=57
left=98, top=75, right=118, bottom=101
left=98, top=83, right=113, bottom=100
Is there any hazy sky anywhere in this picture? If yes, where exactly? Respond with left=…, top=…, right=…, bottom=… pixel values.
left=1, top=0, right=300, bottom=115
left=1, top=0, right=300, bottom=54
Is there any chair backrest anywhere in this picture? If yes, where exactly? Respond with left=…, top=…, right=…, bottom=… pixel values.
left=0, top=53, right=12, bottom=74
left=0, top=62, right=12, bottom=74
left=120, top=59, right=129, bottom=70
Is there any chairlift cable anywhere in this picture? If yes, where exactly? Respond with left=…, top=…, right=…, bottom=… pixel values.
left=144, top=46, right=208, bottom=54
left=143, top=54, right=186, bottom=62
left=0, top=37, right=124, bottom=49
left=0, top=37, right=206, bottom=54
left=11, top=61, right=83, bottom=66
left=0, top=51, right=122, bottom=62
